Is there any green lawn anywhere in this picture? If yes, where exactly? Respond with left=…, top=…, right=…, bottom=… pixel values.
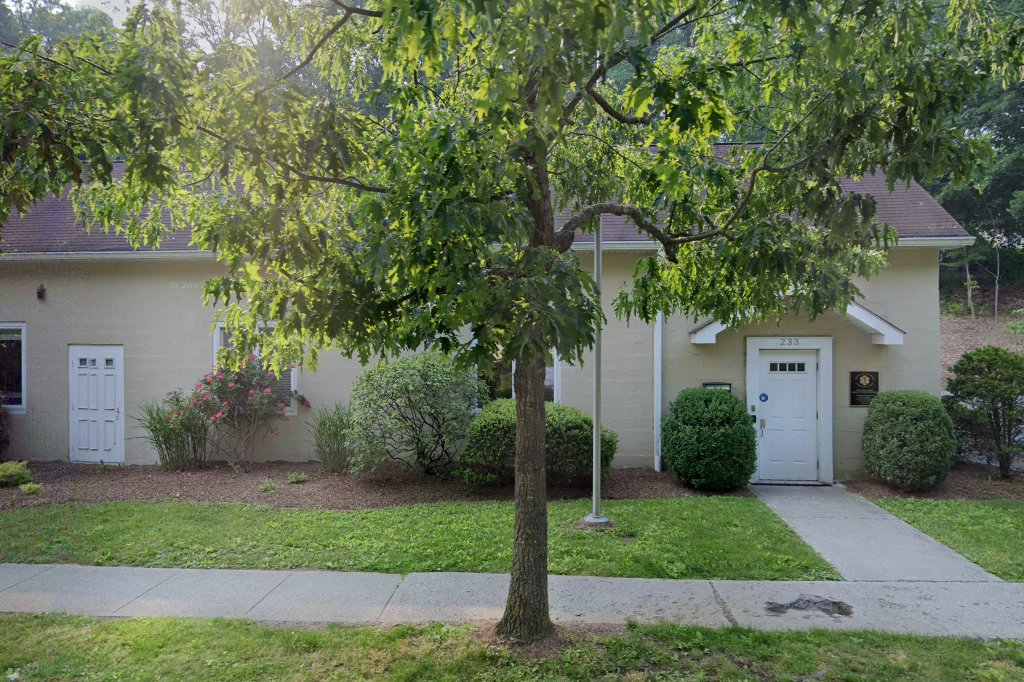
left=874, top=498, right=1024, bottom=582
left=0, top=498, right=838, bottom=580
left=1, top=614, right=1022, bottom=681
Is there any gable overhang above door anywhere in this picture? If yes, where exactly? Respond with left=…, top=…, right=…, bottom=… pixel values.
left=689, top=302, right=905, bottom=346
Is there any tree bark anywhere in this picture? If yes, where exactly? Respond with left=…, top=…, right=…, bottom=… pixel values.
left=496, top=344, right=552, bottom=641
left=496, top=138, right=555, bottom=642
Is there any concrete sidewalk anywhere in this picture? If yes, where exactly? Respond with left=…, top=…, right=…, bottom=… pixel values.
left=3, top=563, right=1023, bottom=639
left=751, top=484, right=1001, bottom=582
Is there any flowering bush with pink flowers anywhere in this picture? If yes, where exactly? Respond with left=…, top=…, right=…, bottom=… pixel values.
left=138, top=356, right=310, bottom=468
left=199, top=356, right=309, bottom=465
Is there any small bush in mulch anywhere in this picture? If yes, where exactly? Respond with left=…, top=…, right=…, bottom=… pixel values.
left=287, top=472, right=308, bottom=485
left=18, top=482, right=41, bottom=495
left=661, top=388, right=756, bottom=492
left=863, top=390, right=955, bottom=491
left=456, top=399, right=617, bottom=487
left=309, top=403, right=356, bottom=473
left=0, top=460, right=33, bottom=487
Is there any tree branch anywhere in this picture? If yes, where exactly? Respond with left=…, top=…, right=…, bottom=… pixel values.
left=326, top=0, right=383, bottom=17
left=196, top=125, right=389, bottom=193
left=585, top=85, right=654, bottom=125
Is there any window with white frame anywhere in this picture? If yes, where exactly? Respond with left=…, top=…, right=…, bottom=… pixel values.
left=213, top=324, right=299, bottom=415
left=483, top=351, right=559, bottom=402
left=0, top=324, right=26, bottom=412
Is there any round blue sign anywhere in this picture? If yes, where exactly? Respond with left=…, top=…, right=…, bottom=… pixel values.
left=759, top=393, right=769, bottom=403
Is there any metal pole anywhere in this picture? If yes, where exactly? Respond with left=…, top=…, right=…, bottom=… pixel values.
left=584, top=219, right=610, bottom=525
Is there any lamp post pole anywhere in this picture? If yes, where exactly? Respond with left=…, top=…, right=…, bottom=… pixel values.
left=583, top=219, right=610, bottom=526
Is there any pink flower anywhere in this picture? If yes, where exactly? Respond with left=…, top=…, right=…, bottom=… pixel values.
left=264, top=388, right=272, bottom=394
left=209, top=416, right=217, bottom=422
left=227, top=383, right=236, bottom=389
left=248, top=389, right=256, bottom=395
left=267, top=370, right=275, bottom=378
left=249, top=353, right=257, bottom=361
left=301, top=400, right=311, bottom=408
left=217, top=373, right=224, bottom=380
left=195, top=383, right=203, bottom=390
left=272, top=431, right=280, bottom=437
left=166, top=391, right=174, bottom=397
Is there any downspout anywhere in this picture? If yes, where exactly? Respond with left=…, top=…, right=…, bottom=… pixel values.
left=654, top=310, right=664, bottom=472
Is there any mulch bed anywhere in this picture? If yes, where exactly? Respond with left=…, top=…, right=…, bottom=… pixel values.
left=0, top=460, right=746, bottom=511
left=844, top=462, right=1024, bottom=501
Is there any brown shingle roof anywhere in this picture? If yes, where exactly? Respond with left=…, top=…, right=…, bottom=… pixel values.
left=1, top=158, right=967, bottom=255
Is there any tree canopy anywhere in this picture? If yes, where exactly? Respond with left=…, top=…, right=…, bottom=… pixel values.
left=1, top=0, right=1022, bottom=640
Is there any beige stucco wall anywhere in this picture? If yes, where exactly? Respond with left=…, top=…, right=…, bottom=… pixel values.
left=560, top=247, right=940, bottom=479
left=0, top=258, right=365, bottom=464
left=1, top=247, right=941, bottom=476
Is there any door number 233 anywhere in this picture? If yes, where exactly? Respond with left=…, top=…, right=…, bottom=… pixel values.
left=778, top=337, right=800, bottom=346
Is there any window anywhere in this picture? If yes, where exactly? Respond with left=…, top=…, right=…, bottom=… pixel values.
left=213, top=324, right=299, bottom=415
left=0, top=324, right=26, bottom=411
left=769, top=361, right=806, bottom=373
left=483, top=352, right=559, bottom=402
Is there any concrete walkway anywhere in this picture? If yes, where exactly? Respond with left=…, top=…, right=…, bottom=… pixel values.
left=751, top=484, right=1001, bottom=582
left=3, top=563, right=1023, bottom=639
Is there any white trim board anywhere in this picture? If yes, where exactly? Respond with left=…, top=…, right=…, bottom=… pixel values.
left=746, top=336, right=834, bottom=484
left=691, top=302, right=904, bottom=346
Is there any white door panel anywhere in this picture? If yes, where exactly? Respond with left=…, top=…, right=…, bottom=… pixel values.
left=755, top=350, right=818, bottom=482
left=69, top=346, right=124, bottom=463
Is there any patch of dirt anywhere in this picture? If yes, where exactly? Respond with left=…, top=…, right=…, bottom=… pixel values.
left=0, top=460, right=749, bottom=510
left=475, top=622, right=626, bottom=659
left=845, top=462, right=1024, bottom=500
left=941, top=311, right=1024, bottom=385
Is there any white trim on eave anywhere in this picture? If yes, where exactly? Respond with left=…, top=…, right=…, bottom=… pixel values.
left=691, top=301, right=905, bottom=346
left=894, top=236, right=975, bottom=248
left=571, top=240, right=658, bottom=252
left=0, top=250, right=214, bottom=262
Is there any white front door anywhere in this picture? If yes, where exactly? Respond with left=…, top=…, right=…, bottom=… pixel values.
left=68, top=346, right=124, bottom=463
left=753, top=349, right=818, bottom=482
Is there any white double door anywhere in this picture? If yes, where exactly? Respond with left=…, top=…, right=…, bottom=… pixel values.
left=68, top=345, right=124, bottom=463
left=751, top=349, right=819, bottom=482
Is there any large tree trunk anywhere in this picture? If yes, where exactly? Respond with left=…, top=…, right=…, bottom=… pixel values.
left=496, top=346, right=552, bottom=641
left=496, top=138, right=555, bottom=642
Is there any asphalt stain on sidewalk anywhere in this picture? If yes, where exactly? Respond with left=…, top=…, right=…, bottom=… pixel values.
left=765, top=595, right=854, bottom=617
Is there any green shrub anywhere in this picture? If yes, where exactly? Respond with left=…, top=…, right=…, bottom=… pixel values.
left=137, top=392, right=210, bottom=470
left=661, top=388, right=756, bottom=492
left=259, top=478, right=277, bottom=493
left=348, top=352, right=486, bottom=475
left=862, top=390, right=956, bottom=491
left=18, top=482, right=41, bottom=495
left=0, top=405, right=10, bottom=456
left=456, top=399, right=617, bottom=487
left=0, top=460, right=33, bottom=487
left=945, top=346, right=1024, bottom=478
left=309, top=403, right=355, bottom=473
left=287, top=471, right=308, bottom=484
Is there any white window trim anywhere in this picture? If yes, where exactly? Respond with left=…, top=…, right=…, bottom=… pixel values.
left=213, top=323, right=299, bottom=416
left=508, top=351, right=561, bottom=403
left=0, top=322, right=27, bottom=414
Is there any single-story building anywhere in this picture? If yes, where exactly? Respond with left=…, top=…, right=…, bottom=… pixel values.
left=0, top=169, right=972, bottom=482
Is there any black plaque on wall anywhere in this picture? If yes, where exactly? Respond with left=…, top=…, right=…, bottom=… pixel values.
left=850, top=371, right=879, bottom=406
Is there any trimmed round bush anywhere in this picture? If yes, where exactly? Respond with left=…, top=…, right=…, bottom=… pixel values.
left=457, top=399, right=618, bottom=487
left=862, top=390, right=955, bottom=491
left=662, top=388, right=756, bottom=491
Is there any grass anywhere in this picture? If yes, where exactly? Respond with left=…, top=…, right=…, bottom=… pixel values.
left=1, top=614, right=1022, bottom=681
left=874, top=498, right=1024, bottom=582
left=0, top=498, right=838, bottom=580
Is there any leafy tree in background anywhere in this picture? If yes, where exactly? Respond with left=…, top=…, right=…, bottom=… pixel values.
left=0, top=0, right=1022, bottom=641
left=0, top=0, right=113, bottom=48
